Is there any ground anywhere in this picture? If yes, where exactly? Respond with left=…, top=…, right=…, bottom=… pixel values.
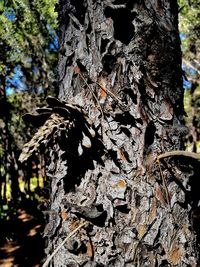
left=0, top=202, right=45, bottom=267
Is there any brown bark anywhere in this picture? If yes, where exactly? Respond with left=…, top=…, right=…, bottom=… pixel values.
left=42, top=0, right=199, bottom=266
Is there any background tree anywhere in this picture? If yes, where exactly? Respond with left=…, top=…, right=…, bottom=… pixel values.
left=179, top=0, right=200, bottom=152
left=0, top=0, right=58, bottom=202
left=20, top=0, right=200, bottom=266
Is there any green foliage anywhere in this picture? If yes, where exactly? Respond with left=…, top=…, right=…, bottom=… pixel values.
left=8, top=92, right=45, bottom=150
left=179, top=0, right=200, bottom=151
left=0, top=0, right=59, bottom=149
left=0, top=0, right=58, bottom=203
left=0, top=176, right=44, bottom=219
left=0, top=91, right=44, bottom=163
left=179, top=0, right=200, bottom=60
left=0, top=203, right=19, bottom=220
left=0, top=0, right=58, bottom=93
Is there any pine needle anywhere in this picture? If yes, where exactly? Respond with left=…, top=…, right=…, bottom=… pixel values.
left=42, top=221, right=89, bottom=267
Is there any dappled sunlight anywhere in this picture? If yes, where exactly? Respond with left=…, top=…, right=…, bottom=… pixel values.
left=17, top=209, right=33, bottom=222
left=27, top=225, right=42, bottom=237
left=0, top=257, right=15, bottom=267
left=0, top=243, right=20, bottom=254
left=0, top=204, right=45, bottom=266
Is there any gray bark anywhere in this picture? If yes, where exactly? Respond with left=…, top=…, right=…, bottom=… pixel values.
left=44, top=0, right=199, bottom=266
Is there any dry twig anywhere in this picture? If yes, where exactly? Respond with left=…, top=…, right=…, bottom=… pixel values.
left=42, top=221, right=89, bottom=267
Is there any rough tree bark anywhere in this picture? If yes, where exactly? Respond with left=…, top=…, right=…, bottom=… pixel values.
left=21, top=0, right=200, bottom=266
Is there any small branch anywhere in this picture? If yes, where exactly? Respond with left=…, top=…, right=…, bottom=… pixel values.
left=42, top=221, right=89, bottom=267
left=157, top=150, right=200, bottom=161
left=156, top=150, right=200, bottom=215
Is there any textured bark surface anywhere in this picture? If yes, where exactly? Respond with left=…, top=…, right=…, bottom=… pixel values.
left=44, top=0, right=199, bottom=266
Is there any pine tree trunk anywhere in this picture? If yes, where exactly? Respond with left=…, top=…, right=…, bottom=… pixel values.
left=44, top=1, right=199, bottom=266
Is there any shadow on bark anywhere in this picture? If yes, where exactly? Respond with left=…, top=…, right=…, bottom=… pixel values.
left=162, top=157, right=200, bottom=253
left=58, top=125, right=105, bottom=192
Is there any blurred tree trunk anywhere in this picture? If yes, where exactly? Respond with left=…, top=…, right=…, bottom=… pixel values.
left=189, top=82, right=199, bottom=153
left=0, top=74, right=20, bottom=201
left=45, top=0, right=199, bottom=266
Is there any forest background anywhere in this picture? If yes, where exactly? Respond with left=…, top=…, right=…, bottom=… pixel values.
left=0, top=0, right=199, bottom=266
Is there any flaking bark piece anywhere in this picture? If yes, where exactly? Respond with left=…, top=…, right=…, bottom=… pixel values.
left=82, top=133, right=92, bottom=148
left=63, top=201, right=107, bottom=226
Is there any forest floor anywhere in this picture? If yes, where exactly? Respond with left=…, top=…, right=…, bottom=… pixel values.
left=0, top=202, right=45, bottom=267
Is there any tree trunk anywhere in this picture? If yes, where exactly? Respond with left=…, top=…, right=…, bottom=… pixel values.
left=0, top=74, right=20, bottom=201
left=44, top=0, right=199, bottom=266
left=189, top=82, right=199, bottom=153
